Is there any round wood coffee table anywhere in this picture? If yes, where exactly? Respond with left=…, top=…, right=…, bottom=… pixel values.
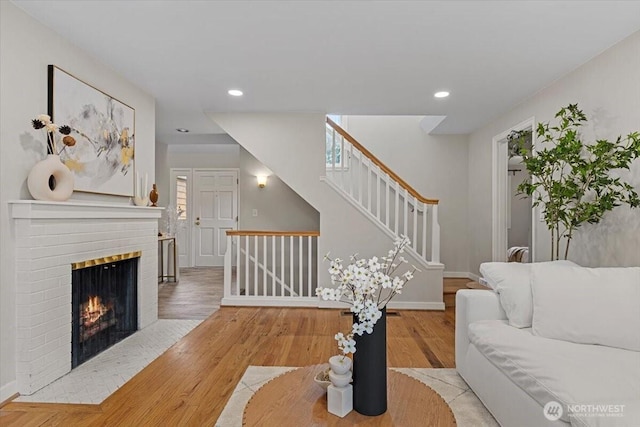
left=243, top=365, right=456, bottom=426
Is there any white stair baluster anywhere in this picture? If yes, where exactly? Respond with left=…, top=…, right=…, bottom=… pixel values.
left=254, top=236, right=258, bottom=295
left=263, top=236, right=267, bottom=296
left=412, top=196, right=418, bottom=251
left=280, top=236, right=285, bottom=296
left=394, top=181, right=399, bottom=234
left=367, top=158, right=372, bottom=212
left=348, top=143, right=354, bottom=198
left=245, top=235, right=249, bottom=295
left=307, top=236, right=312, bottom=297
left=376, top=168, right=381, bottom=221
left=289, top=236, right=294, bottom=296
left=357, top=152, right=363, bottom=205
left=340, top=135, right=345, bottom=189
left=403, top=190, right=408, bottom=237
left=299, top=236, right=303, bottom=297
left=272, top=236, right=276, bottom=296
left=385, top=174, right=390, bottom=228
left=422, top=203, right=428, bottom=259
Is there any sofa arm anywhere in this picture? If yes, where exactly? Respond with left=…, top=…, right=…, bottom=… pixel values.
left=455, top=290, right=506, bottom=373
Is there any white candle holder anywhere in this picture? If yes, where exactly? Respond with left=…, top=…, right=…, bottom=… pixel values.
left=133, top=196, right=149, bottom=207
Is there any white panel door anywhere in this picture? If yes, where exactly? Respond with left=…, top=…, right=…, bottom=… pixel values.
left=193, top=170, right=238, bottom=266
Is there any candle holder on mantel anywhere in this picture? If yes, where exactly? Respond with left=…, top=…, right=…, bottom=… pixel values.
left=149, top=184, right=159, bottom=207
left=133, top=196, right=149, bottom=206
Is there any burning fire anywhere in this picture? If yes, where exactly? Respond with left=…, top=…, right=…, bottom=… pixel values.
left=82, top=296, right=111, bottom=327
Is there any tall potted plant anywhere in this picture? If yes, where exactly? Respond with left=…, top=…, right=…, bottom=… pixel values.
left=510, top=104, right=640, bottom=260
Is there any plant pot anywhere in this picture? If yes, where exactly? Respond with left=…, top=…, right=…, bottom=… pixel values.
left=27, top=154, right=74, bottom=201
left=329, top=355, right=352, bottom=375
left=353, top=307, right=387, bottom=416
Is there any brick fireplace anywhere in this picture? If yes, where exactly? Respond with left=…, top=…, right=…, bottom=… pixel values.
left=10, top=200, right=161, bottom=395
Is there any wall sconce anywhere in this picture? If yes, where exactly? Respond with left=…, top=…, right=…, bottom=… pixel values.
left=257, top=175, right=267, bottom=188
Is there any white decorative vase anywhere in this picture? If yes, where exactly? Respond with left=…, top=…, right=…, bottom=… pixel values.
left=133, top=196, right=149, bottom=206
left=329, top=370, right=352, bottom=388
left=27, top=154, right=74, bottom=201
left=329, top=355, right=352, bottom=375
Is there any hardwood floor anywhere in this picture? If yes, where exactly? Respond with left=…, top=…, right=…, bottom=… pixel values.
left=0, top=305, right=456, bottom=426
left=158, top=267, right=223, bottom=319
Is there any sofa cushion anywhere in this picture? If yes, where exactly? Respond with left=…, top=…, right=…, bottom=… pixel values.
left=478, top=260, right=576, bottom=328
left=468, top=320, right=640, bottom=423
left=531, top=264, right=640, bottom=352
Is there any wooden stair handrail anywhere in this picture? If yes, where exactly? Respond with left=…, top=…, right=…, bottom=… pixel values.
left=226, top=230, right=320, bottom=237
left=326, top=117, right=439, bottom=205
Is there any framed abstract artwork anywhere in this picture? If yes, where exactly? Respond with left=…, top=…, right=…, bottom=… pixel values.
left=48, top=65, right=135, bottom=197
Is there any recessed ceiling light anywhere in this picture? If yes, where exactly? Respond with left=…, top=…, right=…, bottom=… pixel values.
left=434, top=91, right=450, bottom=98
left=176, top=128, right=189, bottom=133
left=228, top=89, right=243, bottom=97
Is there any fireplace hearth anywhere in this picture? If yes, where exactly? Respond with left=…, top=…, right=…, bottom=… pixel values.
left=72, top=253, right=139, bottom=368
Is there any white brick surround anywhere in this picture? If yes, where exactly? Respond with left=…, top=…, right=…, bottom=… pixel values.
left=9, top=201, right=162, bottom=395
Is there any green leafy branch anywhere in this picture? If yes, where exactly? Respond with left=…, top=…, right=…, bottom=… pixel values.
left=509, top=104, right=640, bottom=260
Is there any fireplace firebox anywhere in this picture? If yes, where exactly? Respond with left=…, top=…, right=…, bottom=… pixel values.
left=71, top=253, right=139, bottom=368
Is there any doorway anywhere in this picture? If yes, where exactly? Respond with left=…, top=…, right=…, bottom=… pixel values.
left=492, top=118, right=536, bottom=262
left=170, top=168, right=238, bottom=267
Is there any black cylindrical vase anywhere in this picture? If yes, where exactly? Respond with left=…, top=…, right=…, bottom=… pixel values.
left=352, top=307, right=387, bottom=416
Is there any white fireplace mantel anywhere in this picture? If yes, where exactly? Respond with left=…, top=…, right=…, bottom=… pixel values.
left=10, top=199, right=161, bottom=395
left=9, top=200, right=163, bottom=219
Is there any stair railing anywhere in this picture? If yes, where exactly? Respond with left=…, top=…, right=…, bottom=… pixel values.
left=222, top=230, right=320, bottom=306
left=324, top=117, right=440, bottom=265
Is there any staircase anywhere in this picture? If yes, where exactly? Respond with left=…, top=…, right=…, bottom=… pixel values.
left=323, top=118, right=440, bottom=267
left=212, top=113, right=444, bottom=310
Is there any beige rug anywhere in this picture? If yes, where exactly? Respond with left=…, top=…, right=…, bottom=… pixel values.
left=215, top=366, right=498, bottom=426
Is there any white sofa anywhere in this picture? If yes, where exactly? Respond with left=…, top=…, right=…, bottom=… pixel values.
left=456, top=262, right=640, bottom=427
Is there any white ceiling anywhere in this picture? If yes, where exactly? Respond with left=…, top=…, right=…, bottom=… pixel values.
left=12, top=1, right=640, bottom=142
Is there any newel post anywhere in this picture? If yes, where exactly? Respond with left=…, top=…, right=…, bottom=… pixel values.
left=431, top=204, right=440, bottom=264
left=224, top=233, right=232, bottom=297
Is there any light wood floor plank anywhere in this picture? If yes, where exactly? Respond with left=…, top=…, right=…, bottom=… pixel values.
left=1, top=280, right=461, bottom=425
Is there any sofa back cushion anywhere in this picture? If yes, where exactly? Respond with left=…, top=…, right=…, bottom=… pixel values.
left=479, top=260, right=576, bottom=328
left=531, top=264, right=640, bottom=351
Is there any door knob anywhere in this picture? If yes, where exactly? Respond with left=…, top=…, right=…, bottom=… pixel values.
left=195, top=221, right=200, bottom=225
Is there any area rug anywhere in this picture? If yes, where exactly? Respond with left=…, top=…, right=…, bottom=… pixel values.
left=15, top=319, right=203, bottom=404
left=215, top=366, right=498, bottom=426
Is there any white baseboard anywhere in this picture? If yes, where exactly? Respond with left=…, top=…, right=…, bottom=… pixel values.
left=317, top=300, right=444, bottom=311
left=387, top=301, right=445, bottom=311
left=246, top=297, right=447, bottom=311
left=468, top=272, right=480, bottom=282
left=0, top=380, right=17, bottom=404
left=221, top=296, right=318, bottom=307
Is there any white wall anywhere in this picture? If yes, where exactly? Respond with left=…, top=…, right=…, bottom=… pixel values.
left=468, top=31, right=640, bottom=273
left=343, top=116, right=469, bottom=273
left=239, top=147, right=319, bottom=230
left=0, top=1, right=156, bottom=400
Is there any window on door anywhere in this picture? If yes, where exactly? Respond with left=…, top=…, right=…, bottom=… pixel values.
left=176, top=176, right=187, bottom=220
